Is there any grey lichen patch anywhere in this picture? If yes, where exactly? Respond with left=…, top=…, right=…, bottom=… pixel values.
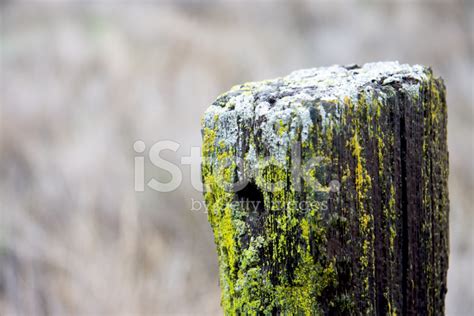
left=201, top=61, right=448, bottom=315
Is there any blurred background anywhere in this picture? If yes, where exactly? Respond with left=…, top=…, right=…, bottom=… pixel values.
left=0, top=1, right=472, bottom=315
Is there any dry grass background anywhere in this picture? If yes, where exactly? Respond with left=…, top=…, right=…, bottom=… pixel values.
left=0, top=1, right=473, bottom=315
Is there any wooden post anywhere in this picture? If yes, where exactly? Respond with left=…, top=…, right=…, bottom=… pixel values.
left=201, top=62, right=449, bottom=315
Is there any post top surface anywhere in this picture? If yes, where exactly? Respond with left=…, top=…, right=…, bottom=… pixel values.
left=212, top=61, right=430, bottom=108
left=203, top=62, right=436, bottom=163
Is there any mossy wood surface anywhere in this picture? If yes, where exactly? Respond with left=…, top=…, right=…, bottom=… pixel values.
left=201, top=62, right=449, bottom=315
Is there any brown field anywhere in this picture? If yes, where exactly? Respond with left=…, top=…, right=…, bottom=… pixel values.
left=1, top=1, right=472, bottom=315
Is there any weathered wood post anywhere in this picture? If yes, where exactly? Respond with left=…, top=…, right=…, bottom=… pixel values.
left=201, top=62, right=449, bottom=315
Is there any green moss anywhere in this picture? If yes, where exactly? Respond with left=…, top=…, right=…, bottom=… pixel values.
left=201, top=106, right=342, bottom=314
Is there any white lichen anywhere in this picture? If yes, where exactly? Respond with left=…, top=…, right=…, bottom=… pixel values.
left=203, top=61, right=430, bottom=175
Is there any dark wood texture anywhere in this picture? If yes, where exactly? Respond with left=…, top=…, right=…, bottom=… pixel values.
left=201, top=63, right=449, bottom=315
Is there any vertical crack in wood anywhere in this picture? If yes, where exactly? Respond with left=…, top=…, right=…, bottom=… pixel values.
left=400, top=94, right=409, bottom=316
